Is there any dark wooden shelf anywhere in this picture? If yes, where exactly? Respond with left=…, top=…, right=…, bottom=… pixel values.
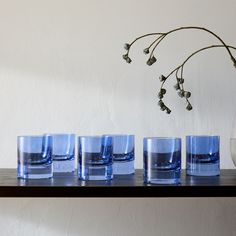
left=0, top=169, right=236, bottom=197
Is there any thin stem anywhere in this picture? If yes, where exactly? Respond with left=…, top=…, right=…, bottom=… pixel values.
left=148, top=34, right=166, bottom=50
left=165, top=66, right=180, bottom=80
left=163, top=27, right=235, bottom=62
left=129, top=33, right=163, bottom=46
left=180, top=66, right=186, bottom=99
left=160, top=45, right=236, bottom=107
left=165, top=45, right=236, bottom=107
left=181, top=45, right=236, bottom=68
left=127, top=26, right=236, bottom=64
left=127, top=33, right=163, bottom=54
left=163, top=45, right=236, bottom=86
left=149, top=34, right=167, bottom=58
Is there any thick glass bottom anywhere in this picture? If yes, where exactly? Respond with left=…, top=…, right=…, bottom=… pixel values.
left=113, top=160, right=134, bottom=175
left=187, top=162, right=220, bottom=176
left=53, top=160, right=75, bottom=173
left=144, top=169, right=181, bottom=185
left=147, top=178, right=180, bottom=185
left=79, top=165, right=113, bottom=181
left=17, top=164, right=52, bottom=179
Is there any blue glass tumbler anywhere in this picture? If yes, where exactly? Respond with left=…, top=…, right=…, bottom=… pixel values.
left=143, top=137, right=181, bottom=184
left=186, top=135, right=220, bottom=176
left=17, top=135, right=53, bottom=179
left=52, top=134, right=75, bottom=173
left=78, top=135, right=113, bottom=180
left=112, top=135, right=135, bottom=175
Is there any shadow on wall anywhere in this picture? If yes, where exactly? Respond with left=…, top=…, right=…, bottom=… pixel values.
left=0, top=198, right=235, bottom=236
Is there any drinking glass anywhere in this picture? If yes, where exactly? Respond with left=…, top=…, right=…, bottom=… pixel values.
left=143, top=137, right=181, bottom=184
left=230, top=138, right=236, bottom=166
left=52, top=134, right=75, bottom=173
left=78, top=135, right=113, bottom=180
left=17, top=135, right=53, bottom=179
left=112, top=135, right=134, bottom=175
left=186, top=135, right=220, bottom=176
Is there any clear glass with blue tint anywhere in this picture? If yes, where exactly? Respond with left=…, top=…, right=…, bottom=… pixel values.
left=17, top=135, right=53, bottom=179
left=52, top=134, right=75, bottom=173
left=143, top=137, right=181, bottom=184
left=112, top=135, right=135, bottom=175
left=186, top=135, right=220, bottom=176
left=78, top=135, right=113, bottom=181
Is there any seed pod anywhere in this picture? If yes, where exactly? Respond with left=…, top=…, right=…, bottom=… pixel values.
left=122, top=54, right=128, bottom=60
left=158, top=100, right=164, bottom=106
left=166, top=107, right=171, bottom=114
left=146, top=59, right=152, bottom=66
left=186, top=103, right=193, bottom=111
left=160, top=88, right=166, bottom=94
left=174, top=83, right=180, bottom=90
left=159, top=75, right=167, bottom=82
left=124, top=43, right=130, bottom=50
left=184, top=91, right=191, bottom=98
left=160, top=105, right=166, bottom=111
left=150, top=56, right=157, bottom=64
left=143, top=48, right=150, bottom=54
left=126, top=57, right=132, bottom=63
left=158, top=92, right=163, bottom=99
left=178, top=78, right=184, bottom=84
left=178, top=90, right=185, bottom=98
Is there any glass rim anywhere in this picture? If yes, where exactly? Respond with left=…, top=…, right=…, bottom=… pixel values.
left=144, top=137, right=181, bottom=140
left=17, top=135, right=47, bottom=139
left=186, top=135, right=220, bottom=138
left=46, top=133, right=75, bottom=137
left=105, top=134, right=134, bottom=137
left=78, top=135, right=112, bottom=139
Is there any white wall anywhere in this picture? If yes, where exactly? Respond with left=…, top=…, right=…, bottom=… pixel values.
left=0, top=198, right=236, bottom=236
left=0, top=0, right=236, bottom=235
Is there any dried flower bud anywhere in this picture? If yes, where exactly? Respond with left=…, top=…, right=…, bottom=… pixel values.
left=232, top=57, right=236, bottom=68
left=166, top=107, right=171, bottom=114
left=186, top=102, right=193, bottom=111
left=158, top=92, right=163, bottom=99
left=126, top=57, right=132, bottom=64
left=124, top=43, right=130, bottom=50
left=174, top=83, right=180, bottom=90
left=143, top=48, right=150, bottom=54
left=150, top=56, right=157, bottom=64
left=178, top=90, right=185, bottom=98
left=159, top=75, right=166, bottom=82
left=178, top=78, right=184, bottom=84
left=146, top=59, right=152, bottom=66
left=184, top=91, right=191, bottom=98
left=146, top=56, right=157, bottom=66
left=122, top=54, right=128, bottom=60
left=158, top=100, right=164, bottom=106
left=160, top=88, right=166, bottom=94
left=160, top=104, right=166, bottom=111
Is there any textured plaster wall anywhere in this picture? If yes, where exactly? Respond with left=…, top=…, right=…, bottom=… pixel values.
left=0, top=0, right=236, bottom=235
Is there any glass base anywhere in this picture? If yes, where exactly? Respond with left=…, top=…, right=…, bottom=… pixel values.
left=17, top=164, right=52, bottom=179
left=187, top=163, right=220, bottom=176
left=144, top=169, right=181, bottom=185
left=53, top=160, right=75, bottom=173
left=113, top=160, right=134, bottom=175
left=147, top=178, right=180, bottom=185
left=79, top=165, right=113, bottom=181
